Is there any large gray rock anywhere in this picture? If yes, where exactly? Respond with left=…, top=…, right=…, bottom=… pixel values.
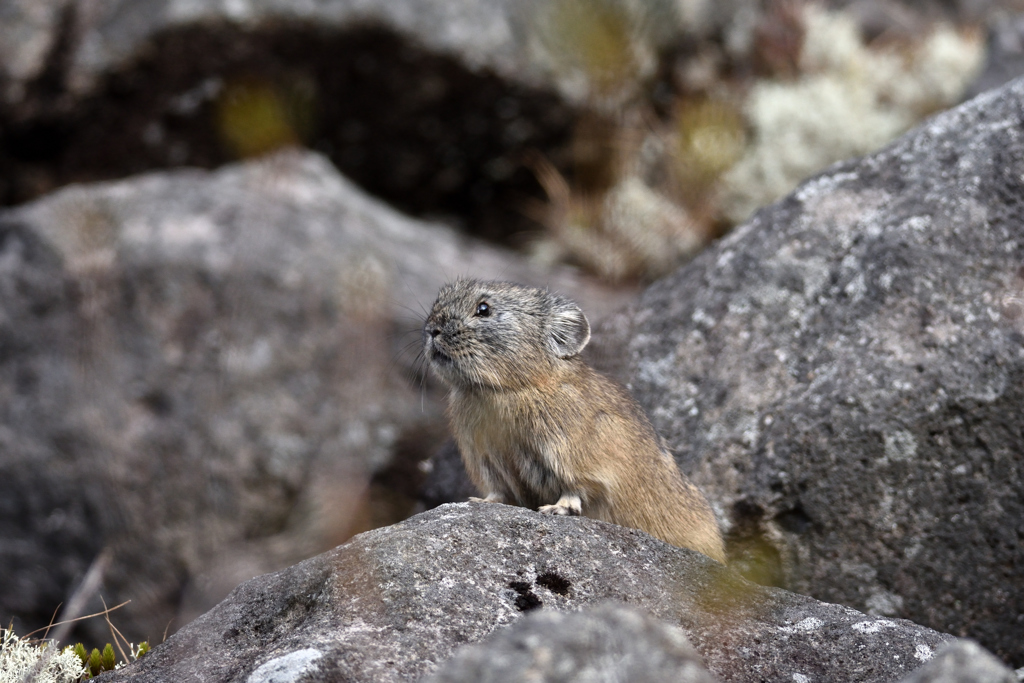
left=598, top=77, right=1024, bottom=664
left=2, top=0, right=1009, bottom=235
left=0, top=0, right=689, bottom=101
left=103, top=503, right=951, bottom=683
left=0, top=0, right=521, bottom=104
left=0, top=149, right=623, bottom=647
left=15, top=0, right=540, bottom=99
left=424, top=604, right=719, bottom=683
left=0, top=0, right=597, bottom=240
left=0, top=0, right=65, bottom=104
left=898, top=640, right=1018, bottom=683
left=2, top=0, right=1010, bottom=105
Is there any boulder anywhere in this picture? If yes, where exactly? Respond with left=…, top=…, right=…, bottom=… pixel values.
left=0, top=0, right=585, bottom=240
left=2, top=0, right=1012, bottom=244
left=423, top=603, right=718, bottom=683
left=0, top=149, right=623, bottom=647
left=598, top=77, right=1024, bottom=664
left=102, top=503, right=952, bottom=683
left=898, top=640, right=1018, bottom=683
left=2, top=0, right=541, bottom=102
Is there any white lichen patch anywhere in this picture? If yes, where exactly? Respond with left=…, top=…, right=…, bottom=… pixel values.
left=248, top=649, right=324, bottom=683
left=781, top=617, right=824, bottom=634
left=223, top=338, right=274, bottom=376
left=721, top=6, right=983, bottom=222
left=0, top=630, right=86, bottom=683
left=851, top=619, right=899, bottom=634
left=883, top=430, right=918, bottom=463
left=865, top=590, right=905, bottom=617
left=635, top=352, right=678, bottom=389
left=844, top=273, right=867, bottom=302
left=914, top=643, right=934, bottom=661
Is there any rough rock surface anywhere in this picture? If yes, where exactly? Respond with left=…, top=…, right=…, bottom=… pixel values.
left=597, top=78, right=1024, bottom=664
left=2, top=0, right=1013, bottom=105
left=898, top=640, right=1019, bottom=683
left=5, top=0, right=542, bottom=100
left=102, top=503, right=951, bottom=683
left=0, top=0, right=591, bottom=239
left=423, top=603, right=718, bottom=683
left=0, top=149, right=622, bottom=647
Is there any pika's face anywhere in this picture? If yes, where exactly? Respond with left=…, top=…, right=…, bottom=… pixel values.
left=423, top=280, right=590, bottom=390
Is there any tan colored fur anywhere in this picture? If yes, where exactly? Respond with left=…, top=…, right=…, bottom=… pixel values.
left=424, top=280, right=726, bottom=563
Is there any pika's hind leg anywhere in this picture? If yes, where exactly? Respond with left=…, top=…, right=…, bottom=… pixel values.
left=538, top=494, right=582, bottom=516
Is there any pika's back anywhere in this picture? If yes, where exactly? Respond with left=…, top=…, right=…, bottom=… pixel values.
left=423, top=279, right=591, bottom=391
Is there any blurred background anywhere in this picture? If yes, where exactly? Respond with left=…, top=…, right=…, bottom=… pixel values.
left=1, top=0, right=1022, bottom=657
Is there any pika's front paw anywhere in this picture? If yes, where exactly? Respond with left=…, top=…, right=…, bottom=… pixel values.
left=538, top=495, right=582, bottom=516
left=469, top=494, right=504, bottom=504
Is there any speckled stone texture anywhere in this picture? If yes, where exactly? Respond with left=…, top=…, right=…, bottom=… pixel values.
left=423, top=604, right=719, bottom=683
left=597, top=77, right=1024, bottom=664
left=0, top=149, right=620, bottom=648
left=898, top=640, right=1019, bottom=683
left=0, top=0, right=538, bottom=99
left=103, top=503, right=951, bottom=683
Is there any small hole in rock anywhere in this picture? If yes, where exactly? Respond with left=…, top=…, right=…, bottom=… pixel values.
left=508, top=580, right=542, bottom=612
left=535, top=571, right=571, bottom=596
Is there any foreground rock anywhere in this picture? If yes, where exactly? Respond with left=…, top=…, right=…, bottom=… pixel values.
left=0, top=149, right=622, bottom=647
left=104, top=503, right=951, bottom=683
left=424, top=604, right=718, bottom=683
left=598, top=77, right=1024, bottom=664
left=898, top=640, right=1019, bottom=683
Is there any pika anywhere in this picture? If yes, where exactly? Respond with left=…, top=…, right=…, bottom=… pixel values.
left=423, top=279, right=726, bottom=563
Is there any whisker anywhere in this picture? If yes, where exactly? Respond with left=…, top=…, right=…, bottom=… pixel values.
left=393, top=270, right=431, bottom=319
left=393, top=300, right=430, bottom=320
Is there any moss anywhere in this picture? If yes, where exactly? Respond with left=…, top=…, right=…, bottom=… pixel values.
left=72, top=638, right=150, bottom=678
left=527, top=0, right=679, bottom=107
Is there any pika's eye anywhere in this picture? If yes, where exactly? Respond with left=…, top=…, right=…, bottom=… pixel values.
left=475, top=301, right=491, bottom=317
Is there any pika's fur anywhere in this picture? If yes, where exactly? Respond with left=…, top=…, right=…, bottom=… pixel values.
left=423, top=279, right=726, bottom=563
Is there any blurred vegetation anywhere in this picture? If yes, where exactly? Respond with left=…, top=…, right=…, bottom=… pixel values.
left=0, top=2, right=987, bottom=277
left=75, top=640, right=150, bottom=679
left=0, top=627, right=149, bottom=682
left=216, top=76, right=317, bottom=158
left=534, top=0, right=654, bottom=105
left=671, top=97, right=747, bottom=212
left=525, top=0, right=984, bottom=283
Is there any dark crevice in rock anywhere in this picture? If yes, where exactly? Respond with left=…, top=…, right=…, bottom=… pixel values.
left=364, top=420, right=449, bottom=532
left=535, top=571, right=571, bottom=596
left=26, top=2, right=78, bottom=104
left=508, top=580, right=542, bottom=612
left=418, top=439, right=478, bottom=510
left=0, top=21, right=580, bottom=245
left=775, top=505, right=813, bottom=534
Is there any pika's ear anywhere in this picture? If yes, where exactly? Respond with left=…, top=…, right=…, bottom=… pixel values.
left=548, top=296, right=591, bottom=358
